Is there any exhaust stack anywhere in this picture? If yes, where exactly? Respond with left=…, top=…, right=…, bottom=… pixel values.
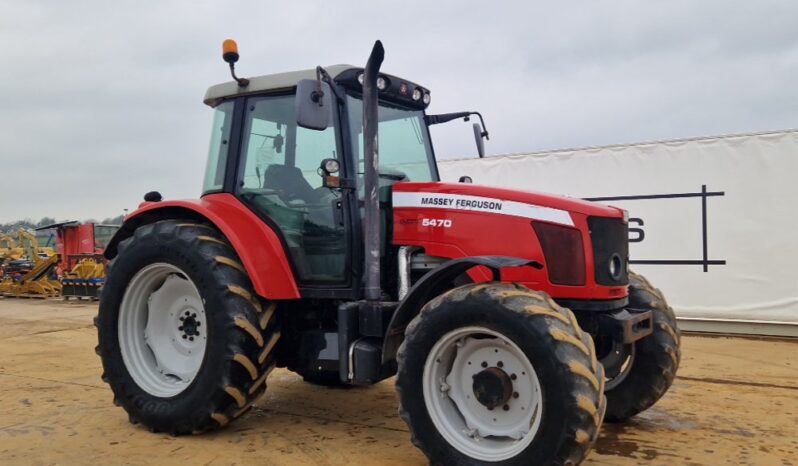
left=363, top=40, right=385, bottom=301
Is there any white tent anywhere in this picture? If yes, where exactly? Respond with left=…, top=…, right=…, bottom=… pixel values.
left=439, top=129, right=798, bottom=336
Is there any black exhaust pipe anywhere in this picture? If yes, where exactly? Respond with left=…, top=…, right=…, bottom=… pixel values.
left=363, top=40, right=384, bottom=302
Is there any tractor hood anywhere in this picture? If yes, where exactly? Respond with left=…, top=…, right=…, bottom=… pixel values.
left=392, top=182, right=623, bottom=222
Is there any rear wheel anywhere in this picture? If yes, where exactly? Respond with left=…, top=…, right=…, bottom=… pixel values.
left=603, top=271, right=681, bottom=422
left=396, top=283, right=605, bottom=466
left=95, top=220, right=281, bottom=434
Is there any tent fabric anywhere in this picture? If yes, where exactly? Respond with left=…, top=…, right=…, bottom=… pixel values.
left=439, top=129, right=798, bottom=324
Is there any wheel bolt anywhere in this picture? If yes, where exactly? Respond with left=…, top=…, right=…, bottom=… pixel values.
left=196, top=322, right=201, bottom=327
left=513, top=392, right=519, bottom=399
left=192, top=313, right=197, bottom=318
left=189, top=336, right=194, bottom=341
left=481, top=361, right=488, bottom=368
left=182, top=335, right=187, bottom=339
left=497, top=361, right=504, bottom=368
left=503, top=405, right=509, bottom=411
left=178, top=326, right=183, bottom=331
left=179, top=316, right=184, bottom=321
left=510, top=373, right=517, bottom=380
left=185, top=311, right=190, bottom=316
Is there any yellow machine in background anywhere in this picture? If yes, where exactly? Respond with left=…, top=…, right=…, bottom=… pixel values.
left=61, top=257, right=105, bottom=300
left=0, top=232, right=24, bottom=261
left=17, top=229, right=56, bottom=258
left=0, top=229, right=61, bottom=298
left=0, top=254, right=62, bottom=297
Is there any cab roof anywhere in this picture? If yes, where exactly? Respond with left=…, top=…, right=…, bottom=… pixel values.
left=203, top=64, right=356, bottom=107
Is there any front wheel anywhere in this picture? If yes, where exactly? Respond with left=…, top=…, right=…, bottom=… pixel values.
left=602, top=271, right=681, bottom=422
left=95, top=220, right=281, bottom=434
left=396, top=283, right=605, bottom=466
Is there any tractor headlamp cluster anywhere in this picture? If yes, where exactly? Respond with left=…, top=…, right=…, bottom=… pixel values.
left=346, top=70, right=430, bottom=109
left=532, top=221, right=586, bottom=286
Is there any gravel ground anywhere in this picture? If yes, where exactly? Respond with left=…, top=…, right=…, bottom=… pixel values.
left=0, top=298, right=795, bottom=465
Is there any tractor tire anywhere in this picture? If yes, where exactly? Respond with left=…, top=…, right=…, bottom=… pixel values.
left=603, top=271, right=681, bottom=422
left=396, top=283, right=606, bottom=466
left=95, top=220, right=280, bottom=435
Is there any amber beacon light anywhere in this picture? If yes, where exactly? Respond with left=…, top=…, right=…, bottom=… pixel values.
left=222, top=39, right=248, bottom=87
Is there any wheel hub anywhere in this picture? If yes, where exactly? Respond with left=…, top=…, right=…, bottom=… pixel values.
left=472, top=367, right=513, bottom=410
left=179, top=311, right=201, bottom=341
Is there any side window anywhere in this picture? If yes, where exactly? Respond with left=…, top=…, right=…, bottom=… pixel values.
left=202, top=100, right=234, bottom=193
left=237, top=95, right=346, bottom=283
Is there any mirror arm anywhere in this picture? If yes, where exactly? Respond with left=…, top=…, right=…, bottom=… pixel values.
left=472, top=112, right=490, bottom=140
left=425, top=111, right=489, bottom=140
left=316, top=66, right=344, bottom=104
left=424, top=112, right=470, bottom=125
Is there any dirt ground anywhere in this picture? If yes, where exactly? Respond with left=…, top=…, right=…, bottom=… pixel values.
left=0, top=299, right=796, bottom=466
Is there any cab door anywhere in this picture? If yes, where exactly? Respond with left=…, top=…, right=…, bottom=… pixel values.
left=235, top=94, right=350, bottom=286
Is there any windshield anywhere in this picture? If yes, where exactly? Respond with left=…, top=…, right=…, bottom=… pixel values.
left=346, top=95, right=437, bottom=183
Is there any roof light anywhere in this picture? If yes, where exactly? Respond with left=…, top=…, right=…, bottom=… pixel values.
left=422, top=92, right=431, bottom=105
left=222, top=39, right=240, bottom=64
left=357, top=73, right=364, bottom=85
left=412, top=88, right=422, bottom=101
left=376, top=76, right=387, bottom=90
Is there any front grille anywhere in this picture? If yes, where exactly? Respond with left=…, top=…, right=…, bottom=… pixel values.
left=588, top=217, right=629, bottom=286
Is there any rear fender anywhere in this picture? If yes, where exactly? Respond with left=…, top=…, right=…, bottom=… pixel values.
left=381, top=255, right=542, bottom=363
left=105, top=193, right=300, bottom=299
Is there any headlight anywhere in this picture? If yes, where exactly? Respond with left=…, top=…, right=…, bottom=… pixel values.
left=609, top=254, right=622, bottom=280
left=532, top=221, right=586, bottom=286
left=323, top=159, right=340, bottom=174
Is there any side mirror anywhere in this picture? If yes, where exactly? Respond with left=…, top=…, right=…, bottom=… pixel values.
left=296, top=79, right=332, bottom=130
left=473, top=123, right=486, bottom=158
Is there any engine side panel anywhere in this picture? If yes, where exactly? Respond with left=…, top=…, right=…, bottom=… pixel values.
left=392, top=182, right=627, bottom=300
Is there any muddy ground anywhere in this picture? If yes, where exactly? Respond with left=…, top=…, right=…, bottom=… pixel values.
left=0, top=298, right=795, bottom=465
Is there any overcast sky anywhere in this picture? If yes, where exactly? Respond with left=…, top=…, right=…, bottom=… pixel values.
left=1, top=1, right=797, bottom=223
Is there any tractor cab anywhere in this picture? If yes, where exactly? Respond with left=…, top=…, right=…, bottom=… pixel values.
left=201, top=63, right=443, bottom=290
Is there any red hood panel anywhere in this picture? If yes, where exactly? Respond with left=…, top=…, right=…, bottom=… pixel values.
left=393, top=182, right=623, bottom=218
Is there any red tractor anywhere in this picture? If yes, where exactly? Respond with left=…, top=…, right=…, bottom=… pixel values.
left=96, top=41, right=680, bottom=465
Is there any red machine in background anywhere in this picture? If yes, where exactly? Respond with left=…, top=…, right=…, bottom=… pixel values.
left=36, top=222, right=120, bottom=299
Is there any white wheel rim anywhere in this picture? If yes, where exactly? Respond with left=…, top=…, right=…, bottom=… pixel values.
left=603, top=342, right=636, bottom=391
left=118, top=263, right=207, bottom=397
left=422, top=326, right=543, bottom=462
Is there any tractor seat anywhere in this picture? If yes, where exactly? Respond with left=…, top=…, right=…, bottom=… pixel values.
left=262, top=165, right=321, bottom=203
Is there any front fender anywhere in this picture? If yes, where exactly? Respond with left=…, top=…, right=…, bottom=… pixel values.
left=105, top=193, right=300, bottom=300
left=381, top=256, right=542, bottom=363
